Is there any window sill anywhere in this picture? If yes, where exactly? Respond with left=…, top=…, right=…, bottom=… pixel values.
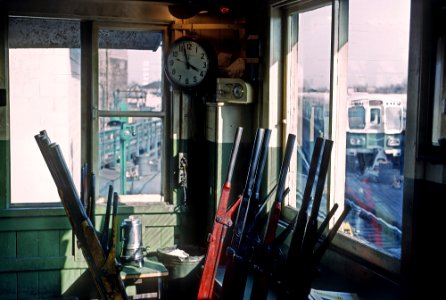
left=0, top=202, right=175, bottom=218
left=281, top=205, right=400, bottom=280
left=330, top=233, right=401, bottom=279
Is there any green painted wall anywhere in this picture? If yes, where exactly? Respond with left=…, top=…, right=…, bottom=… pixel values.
left=0, top=208, right=178, bottom=297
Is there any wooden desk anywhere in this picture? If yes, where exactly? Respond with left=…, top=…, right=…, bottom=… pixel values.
left=121, top=259, right=169, bottom=299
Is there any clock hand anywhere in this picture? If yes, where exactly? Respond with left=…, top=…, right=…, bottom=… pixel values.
left=183, top=47, right=190, bottom=69
left=175, top=57, right=198, bottom=72
left=188, top=63, right=199, bottom=72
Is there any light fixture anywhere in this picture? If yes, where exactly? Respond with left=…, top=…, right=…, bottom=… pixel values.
left=219, top=5, right=231, bottom=14
left=168, top=2, right=200, bottom=19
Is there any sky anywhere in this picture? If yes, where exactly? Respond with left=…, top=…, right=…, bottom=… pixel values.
left=299, top=0, right=411, bottom=89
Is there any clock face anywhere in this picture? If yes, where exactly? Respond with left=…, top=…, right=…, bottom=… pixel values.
left=165, top=39, right=211, bottom=89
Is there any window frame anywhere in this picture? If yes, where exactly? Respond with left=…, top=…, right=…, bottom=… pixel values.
left=5, top=16, right=82, bottom=208
left=417, top=2, right=446, bottom=163
left=0, top=16, right=173, bottom=211
left=273, top=0, right=403, bottom=277
left=90, top=21, right=172, bottom=204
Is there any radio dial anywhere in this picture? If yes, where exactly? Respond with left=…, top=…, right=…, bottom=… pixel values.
left=232, top=84, right=244, bottom=99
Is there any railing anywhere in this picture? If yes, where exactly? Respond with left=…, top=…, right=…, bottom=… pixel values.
left=98, top=118, right=162, bottom=194
left=99, top=119, right=162, bottom=169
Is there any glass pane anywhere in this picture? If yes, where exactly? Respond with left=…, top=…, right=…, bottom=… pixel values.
left=98, top=34, right=163, bottom=112
left=370, top=108, right=381, bottom=128
left=288, top=6, right=332, bottom=215
left=348, top=106, right=366, bottom=129
left=98, top=117, right=163, bottom=201
left=9, top=18, right=81, bottom=204
left=97, top=28, right=164, bottom=203
left=344, top=0, right=410, bottom=258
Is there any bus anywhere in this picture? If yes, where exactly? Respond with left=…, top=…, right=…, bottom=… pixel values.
left=346, top=94, right=405, bottom=173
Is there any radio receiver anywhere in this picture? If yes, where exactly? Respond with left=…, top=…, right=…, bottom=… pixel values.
left=216, top=78, right=253, bottom=104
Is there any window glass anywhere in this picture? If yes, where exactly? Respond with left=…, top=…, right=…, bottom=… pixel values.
left=370, top=108, right=381, bottom=127
left=287, top=6, right=332, bottom=213
left=97, top=28, right=164, bottom=202
left=386, top=107, right=403, bottom=132
left=9, top=17, right=81, bottom=204
left=348, top=107, right=366, bottom=129
left=98, top=116, right=162, bottom=200
left=98, top=49, right=162, bottom=112
left=344, top=0, right=410, bottom=258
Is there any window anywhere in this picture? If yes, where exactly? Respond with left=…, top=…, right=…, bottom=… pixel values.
left=285, top=5, right=332, bottom=212
left=348, top=106, right=366, bottom=129
left=344, top=0, right=409, bottom=259
left=95, top=26, right=166, bottom=203
left=7, top=19, right=170, bottom=206
left=370, top=108, right=381, bottom=127
left=385, top=106, right=403, bottom=132
left=8, top=17, right=81, bottom=204
left=282, top=0, right=410, bottom=267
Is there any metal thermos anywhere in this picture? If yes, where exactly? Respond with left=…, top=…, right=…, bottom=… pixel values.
left=120, top=215, right=144, bottom=267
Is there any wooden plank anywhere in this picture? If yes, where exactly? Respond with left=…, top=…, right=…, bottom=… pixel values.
left=95, top=202, right=175, bottom=214
left=171, top=23, right=244, bottom=30
left=0, top=206, right=176, bottom=227
left=5, top=1, right=172, bottom=23
left=38, top=270, right=60, bottom=298
left=60, top=269, right=81, bottom=295
left=121, top=260, right=168, bottom=279
left=139, top=213, right=177, bottom=227
left=18, top=272, right=38, bottom=299
left=0, top=216, right=71, bottom=232
left=17, top=231, right=39, bottom=257
left=61, top=269, right=99, bottom=299
left=0, top=211, right=176, bottom=231
left=0, top=272, right=17, bottom=299
left=60, top=229, right=74, bottom=257
left=38, top=230, right=60, bottom=257
left=159, top=227, right=175, bottom=249
left=74, top=236, right=85, bottom=262
left=0, top=257, right=87, bottom=272
left=140, top=226, right=174, bottom=251
left=143, top=227, right=163, bottom=250
left=0, top=207, right=66, bottom=218
left=0, top=232, right=16, bottom=258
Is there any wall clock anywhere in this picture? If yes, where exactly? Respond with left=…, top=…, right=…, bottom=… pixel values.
left=164, top=37, right=215, bottom=91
